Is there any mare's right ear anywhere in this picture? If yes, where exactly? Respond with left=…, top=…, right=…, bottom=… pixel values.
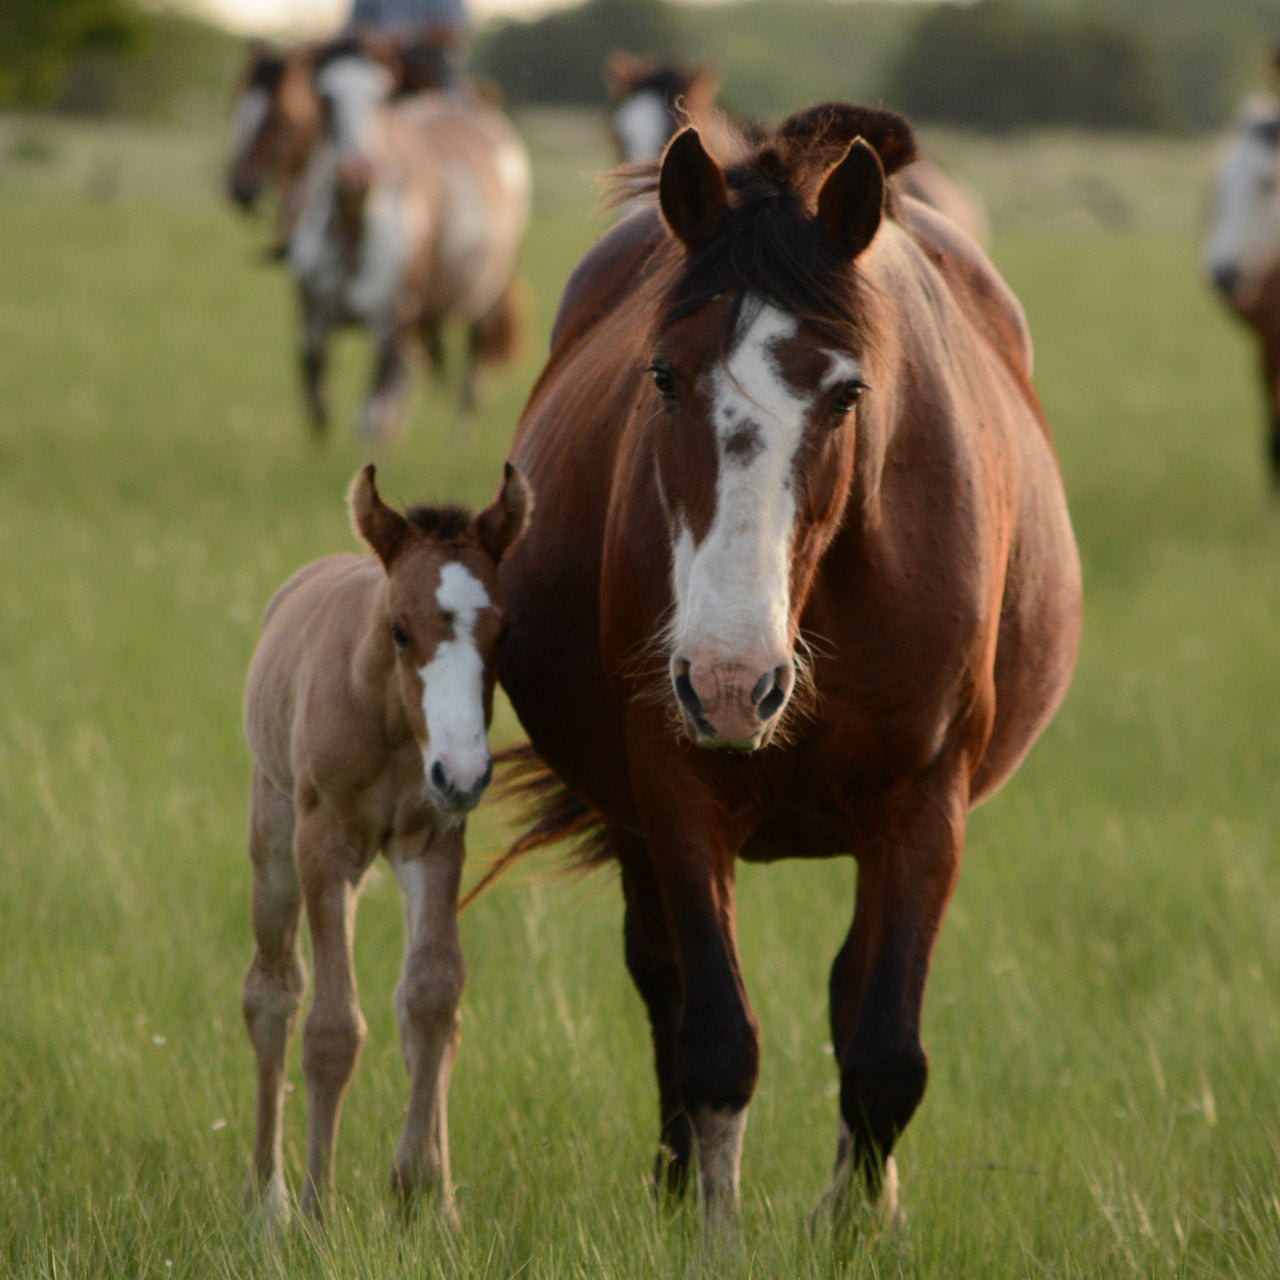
left=349, top=464, right=409, bottom=570
left=477, top=463, right=532, bottom=564
left=660, top=128, right=727, bottom=248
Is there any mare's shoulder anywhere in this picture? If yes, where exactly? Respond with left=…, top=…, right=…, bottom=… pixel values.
left=548, top=204, right=665, bottom=357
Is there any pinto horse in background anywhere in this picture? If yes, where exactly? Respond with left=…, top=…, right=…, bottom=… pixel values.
left=604, top=49, right=987, bottom=244
left=226, top=42, right=323, bottom=255
left=241, top=463, right=529, bottom=1226
left=495, top=104, right=1080, bottom=1242
left=1206, top=78, right=1280, bottom=481
left=287, top=42, right=530, bottom=440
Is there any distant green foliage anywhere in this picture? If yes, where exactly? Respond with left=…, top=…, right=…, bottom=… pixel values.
left=0, top=0, right=139, bottom=108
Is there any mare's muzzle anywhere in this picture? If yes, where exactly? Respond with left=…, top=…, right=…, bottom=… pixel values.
left=672, top=655, right=796, bottom=752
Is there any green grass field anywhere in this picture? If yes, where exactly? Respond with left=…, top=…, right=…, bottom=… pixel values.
left=1, top=109, right=1278, bottom=1278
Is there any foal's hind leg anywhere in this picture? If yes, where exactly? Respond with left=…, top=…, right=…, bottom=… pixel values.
left=295, top=805, right=370, bottom=1219
left=387, top=824, right=465, bottom=1226
left=242, top=767, right=305, bottom=1228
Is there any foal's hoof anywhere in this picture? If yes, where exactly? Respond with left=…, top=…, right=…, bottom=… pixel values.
left=244, top=1175, right=291, bottom=1237
left=389, top=1164, right=461, bottom=1231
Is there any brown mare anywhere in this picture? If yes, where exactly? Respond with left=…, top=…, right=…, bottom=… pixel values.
left=286, top=40, right=529, bottom=439
left=605, top=50, right=987, bottom=244
left=241, top=463, right=529, bottom=1225
left=226, top=42, right=323, bottom=252
left=495, top=104, right=1081, bottom=1241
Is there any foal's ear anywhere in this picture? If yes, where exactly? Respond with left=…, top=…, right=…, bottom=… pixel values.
left=660, top=128, right=728, bottom=248
left=817, top=136, right=885, bottom=261
left=348, top=464, right=409, bottom=570
left=477, top=463, right=532, bottom=564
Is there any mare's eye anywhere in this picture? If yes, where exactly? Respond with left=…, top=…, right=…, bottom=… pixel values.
left=390, top=622, right=409, bottom=650
left=649, top=363, right=677, bottom=401
left=833, top=379, right=868, bottom=416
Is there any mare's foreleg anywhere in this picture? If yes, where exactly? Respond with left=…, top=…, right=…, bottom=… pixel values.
left=387, top=826, right=466, bottom=1226
left=296, top=807, right=369, bottom=1219
left=820, top=768, right=965, bottom=1230
left=242, top=767, right=305, bottom=1227
left=615, top=832, right=693, bottom=1201
left=360, top=321, right=413, bottom=444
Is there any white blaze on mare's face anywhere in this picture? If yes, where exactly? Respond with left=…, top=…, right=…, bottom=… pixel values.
left=418, top=561, right=493, bottom=801
left=229, top=85, right=271, bottom=163
left=671, top=301, right=855, bottom=670
left=1207, top=116, right=1280, bottom=298
left=613, top=89, right=672, bottom=163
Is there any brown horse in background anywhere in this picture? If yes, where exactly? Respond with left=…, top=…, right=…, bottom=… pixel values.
left=241, top=464, right=529, bottom=1226
left=495, top=104, right=1080, bottom=1243
left=288, top=42, right=530, bottom=439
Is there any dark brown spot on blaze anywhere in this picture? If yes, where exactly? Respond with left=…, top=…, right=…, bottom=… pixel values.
left=723, top=422, right=763, bottom=466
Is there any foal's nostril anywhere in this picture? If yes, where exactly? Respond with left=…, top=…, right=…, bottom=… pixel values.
left=430, top=760, right=448, bottom=793
left=478, top=760, right=493, bottom=791
left=1212, top=263, right=1241, bottom=298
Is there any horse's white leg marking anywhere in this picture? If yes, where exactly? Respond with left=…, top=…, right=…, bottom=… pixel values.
left=690, top=1103, right=749, bottom=1247
left=810, top=1115, right=901, bottom=1233
left=297, top=813, right=367, bottom=1219
left=228, top=86, right=270, bottom=168
left=420, top=562, right=493, bottom=809
left=389, top=833, right=465, bottom=1224
left=242, top=767, right=304, bottom=1230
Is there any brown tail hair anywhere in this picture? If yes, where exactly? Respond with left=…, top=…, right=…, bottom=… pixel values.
left=458, top=743, right=609, bottom=912
left=472, top=278, right=526, bottom=367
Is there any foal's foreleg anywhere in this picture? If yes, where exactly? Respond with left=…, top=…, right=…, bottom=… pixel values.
left=821, top=773, right=965, bottom=1229
left=242, top=769, right=305, bottom=1227
left=387, top=827, right=466, bottom=1226
left=296, top=810, right=369, bottom=1219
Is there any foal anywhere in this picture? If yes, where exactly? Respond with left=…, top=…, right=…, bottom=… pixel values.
left=241, top=463, right=529, bottom=1225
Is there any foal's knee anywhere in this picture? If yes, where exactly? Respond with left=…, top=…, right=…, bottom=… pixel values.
left=840, top=1042, right=928, bottom=1183
left=302, top=1006, right=366, bottom=1090
left=242, top=955, right=305, bottom=1049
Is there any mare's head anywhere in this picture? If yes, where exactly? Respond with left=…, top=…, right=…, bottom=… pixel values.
left=349, top=464, right=531, bottom=817
left=226, top=42, right=322, bottom=208
left=635, top=104, right=916, bottom=751
left=1207, top=98, right=1280, bottom=313
left=606, top=50, right=720, bottom=164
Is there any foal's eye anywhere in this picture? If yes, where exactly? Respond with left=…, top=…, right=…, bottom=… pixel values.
left=832, top=379, right=868, bottom=416
left=648, top=363, right=677, bottom=401
left=390, top=622, right=409, bottom=650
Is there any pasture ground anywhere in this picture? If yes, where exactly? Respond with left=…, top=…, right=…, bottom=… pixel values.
left=1, top=110, right=1278, bottom=1278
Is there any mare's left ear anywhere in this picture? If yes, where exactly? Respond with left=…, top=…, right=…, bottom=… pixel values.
left=817, top=136, right=885, bottom=260
left=349, top=464, right=409, bottom=570
left=477, top=463, right=532, bottom=564
left=660, top=128, right=728, bottom=248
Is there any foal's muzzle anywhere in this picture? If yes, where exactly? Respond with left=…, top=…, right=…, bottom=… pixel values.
left=427, top=756, right=493, bottom=817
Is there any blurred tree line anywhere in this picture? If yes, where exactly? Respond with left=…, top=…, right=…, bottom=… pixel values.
left=0, top=0, right=1273, bottom=134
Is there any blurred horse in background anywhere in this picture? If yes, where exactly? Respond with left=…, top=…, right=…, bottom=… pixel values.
left=604, top=49, right=988, bottom=244
left=1206, top=53, right=1280, bottom=481
left=287, top=40, right=530, bottom=440
left=226, top=42, right=323, bottom=255
left=494, top=102, right=1080, bottom=1244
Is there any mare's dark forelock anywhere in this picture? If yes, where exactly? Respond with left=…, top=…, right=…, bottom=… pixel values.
left=406, top=504, right=474, bottom=543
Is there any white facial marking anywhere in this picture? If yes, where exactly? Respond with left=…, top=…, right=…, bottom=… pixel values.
left=316, top=55, right=392, bottom=155
left=419, top=561, right=493, bottom=801
left=613, top=89, right=672, bottom=162
left=671, top=303, right=808, bottom=664
left=1207, top=112, right=1280, bottom=298
left=229, top=86, right=271, bottom=161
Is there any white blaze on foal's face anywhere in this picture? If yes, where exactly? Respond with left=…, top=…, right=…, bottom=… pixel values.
left=418, top=560, right=495, bottom=810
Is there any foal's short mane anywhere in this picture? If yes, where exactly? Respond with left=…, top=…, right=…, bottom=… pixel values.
left=611, top=102, right=919, bottom=350
left=405, top=504, right=474, bottom=543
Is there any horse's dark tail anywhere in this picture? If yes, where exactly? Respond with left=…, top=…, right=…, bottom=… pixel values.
left=458, top=742, right=609, bottom=912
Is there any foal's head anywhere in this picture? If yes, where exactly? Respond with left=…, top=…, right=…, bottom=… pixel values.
left=638, top=104, right=916, bottom=751
left=349, top=464, right=531, bottom=817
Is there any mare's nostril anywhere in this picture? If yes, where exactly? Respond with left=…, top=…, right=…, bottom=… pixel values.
left=430, top=760, right=448, bottom=793
left=756, top=664, right=792, bottom=721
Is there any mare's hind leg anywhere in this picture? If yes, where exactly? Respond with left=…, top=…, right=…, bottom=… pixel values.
left=818, top=766, right=965, bottom=1231
left=296, top=804, right=370, bottom=1219
left=242, top=767, right=306, bottom=1227
left=615, top=830, right=693, bottom=1201
left=360, top=324, right=413, bottom=443
left=387, top=824, right=466, bottom=1226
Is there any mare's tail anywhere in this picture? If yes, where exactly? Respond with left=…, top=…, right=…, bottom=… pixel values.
left=458, top=743, right=609, bottom=911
